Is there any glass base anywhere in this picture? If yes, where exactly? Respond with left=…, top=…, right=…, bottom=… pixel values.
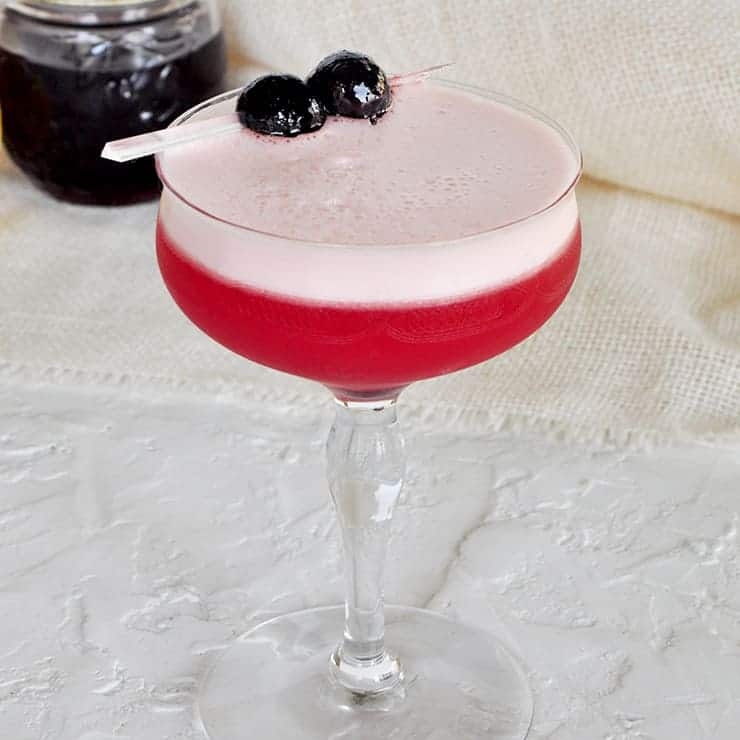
left=196, top=606, right=533, bottom=739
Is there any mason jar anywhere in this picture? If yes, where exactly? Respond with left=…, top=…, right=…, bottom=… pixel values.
left=0, top=0, right=227, bottom=205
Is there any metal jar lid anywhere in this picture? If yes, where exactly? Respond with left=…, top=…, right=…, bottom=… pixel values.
left=5, top=0, right=196, bottom=25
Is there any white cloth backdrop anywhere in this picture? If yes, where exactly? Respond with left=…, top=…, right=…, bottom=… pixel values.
left=1, top=0, right=739, bottom=445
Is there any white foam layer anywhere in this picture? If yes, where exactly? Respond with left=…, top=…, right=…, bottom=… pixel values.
left=158, top=83, right=580, bottom=304
left=160, top=190, right=577, bottom=304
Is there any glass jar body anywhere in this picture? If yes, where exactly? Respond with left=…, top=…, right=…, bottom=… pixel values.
left=0, top=0, right=227, bottom=204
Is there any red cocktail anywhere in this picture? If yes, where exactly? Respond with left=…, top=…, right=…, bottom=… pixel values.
left=153, top=72, right=582, bottom=740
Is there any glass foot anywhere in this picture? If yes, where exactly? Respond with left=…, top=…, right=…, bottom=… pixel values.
left=196, top=606, right=533, bottom=739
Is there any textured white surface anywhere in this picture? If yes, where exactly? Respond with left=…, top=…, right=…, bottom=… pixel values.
left=2, top=379, right=738, bottom=740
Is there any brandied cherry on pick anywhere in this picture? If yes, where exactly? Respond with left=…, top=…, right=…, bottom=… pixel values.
left=307, top=50, right=392, bottom=123
left=236, top=74, right=326, bottom=137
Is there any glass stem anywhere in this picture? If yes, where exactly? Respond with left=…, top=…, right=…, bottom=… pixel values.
left=326, top=397, right=405, bottom=695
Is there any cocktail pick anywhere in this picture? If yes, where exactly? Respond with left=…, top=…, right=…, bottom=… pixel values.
left=389, top=63, right=452, bottom=87
left=101, top=113, right=240, bottom=163
left=101, top=64, right=452, bottom=163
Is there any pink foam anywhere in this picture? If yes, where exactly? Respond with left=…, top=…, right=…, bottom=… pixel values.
left=158, top=82, right=580, bottom=304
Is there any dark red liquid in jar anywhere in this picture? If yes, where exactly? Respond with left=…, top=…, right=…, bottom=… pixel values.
left=156, top=223, right=581, bottom=396
left=0, top=6, right=226, bottom=205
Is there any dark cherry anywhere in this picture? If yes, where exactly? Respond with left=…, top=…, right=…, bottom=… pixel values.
left=236, top=74, right=326, bottom=137
left=306, top=50, right=392, bottom=122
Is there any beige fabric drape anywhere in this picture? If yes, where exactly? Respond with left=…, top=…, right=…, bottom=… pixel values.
left=2, top=0, right=739, bottom=444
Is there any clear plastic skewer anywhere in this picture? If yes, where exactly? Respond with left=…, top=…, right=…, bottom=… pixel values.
left=101, top=64, right=452, bottom=163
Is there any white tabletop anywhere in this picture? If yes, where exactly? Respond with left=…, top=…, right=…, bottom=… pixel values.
left=2, top=378, right=738, bottom=740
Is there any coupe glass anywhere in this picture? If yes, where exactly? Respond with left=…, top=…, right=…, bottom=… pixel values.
left=155, top=82, right=581, bottom=739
